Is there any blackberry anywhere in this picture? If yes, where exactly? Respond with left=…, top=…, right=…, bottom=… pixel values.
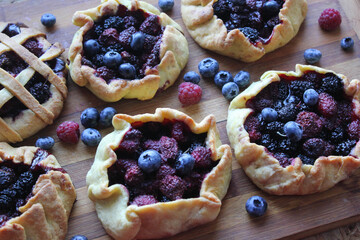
left=12, top=172, right=35, bottom=197
left=213, top=0, right=231, bottom=20
left=330, top=127, right=345, bottom=143
left=289, top=80, right=314, bottom=97
left=320, top=74, right=343, bottom=95
left=0, top=167, right=16, bottom=189
left=94, top=24, right=104, bottom=36
left=298, top=154, right=315, bottom=165
left=264, top=121, right=284, bottom=135
left=0, top=194, right=12, bottom=210
left=29, top=82, right=51, bottom=104
left=277, top=81, right=289, bottom=100
left=91, top=54, right=104, bottom=67
left=273, top=152, right=291, bottom=167
left=278, top=139, right=298, bottom=154
left=303, top=71, right=321, bottom=88
left=106, top=43, right=123, bottom=53
left=253, top=98, right=273, bottom=112
left=239, top=27, right=259, bottom=43
left=335, top=139, right=356, bottom=155
left=103, top=16, right=124, bottom=31
left=273, top=100, right=283, bottom=111
left=259, top=134, right=277, bottom=152
left=278, top=104, right=298, bottom=122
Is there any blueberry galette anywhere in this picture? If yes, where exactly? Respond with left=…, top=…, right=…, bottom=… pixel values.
left=181, top=0, right=307, bottom=62
left=86, top=108, right=232, bottom=239
left=0, top=22, right=67, bottom=143
left=0, top=143, right=76, bottom=240
left=69, top=0, right=189, bottom=102
left=227, top=64, right=360, bottom=195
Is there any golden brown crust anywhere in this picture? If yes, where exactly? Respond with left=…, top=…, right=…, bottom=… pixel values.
left=69, top=0, right=189, bottom=102
left=86, top=108, right=232, bottom=239
left=227, top=64, right=360, bottom=195
left=0, top=143, right=76, bottom=240
left=181, top=0, right=307, bottom=62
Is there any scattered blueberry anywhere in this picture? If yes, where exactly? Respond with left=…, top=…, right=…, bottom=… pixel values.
left=222, top=82, right=239, bottom=101
left=304, top=49, right=322, bottom=64
left=340, top=37, right=354, bottom=51
left=81, top=128, right=102, bottom=147
left=234, top=71, right=250, bottom=88
left=303, top=89, right=319, bottom=106
left=6, top=24, right=21, bottom=36
left=84, top=39, right=100, bottom=56
left=119, top=63, right=136, bottom=79
left=103, top=51, right=122, bottom=68
left=284, top=121, right=303, bottom=142
left=175, top=153, right=195, bottom=176
left=138, top=150, right=162, bottom=173
left=158, top=0, right=174, bottom=11
left=198, top=58, right=219, bottom=78
left=261, top=108, right=278, bottom=122
left=99, top=107, right=117, bottom=128
left=262, top=1, right=280, bottom=19
left=245, top=196, right=268, bottom=217
left=214, top=71, right=233, bottom=88
left=70, top=235, right=88, bottom=240
left=130, top=32, right=145, bottom=52
left=183, top=71, right=201, bottom=84
left=41, top=13, right=56, bottom=27
left=35, top=137, right=55, bottom=150
left=80, top=108, right=100, bottom=128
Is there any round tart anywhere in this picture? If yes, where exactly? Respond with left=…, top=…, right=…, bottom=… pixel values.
left=0, top=143, right=76, bottom=239
left=181, top=0, right=307, bottom=62
left=0, top=22, right=67, bottom=143
left=227, top=64, right=360, bottom=195
left=86, top=108, right=232, bottom=239
left=69, top=0, right=189, bottom=102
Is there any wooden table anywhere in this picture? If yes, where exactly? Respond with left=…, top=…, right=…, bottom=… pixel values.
left=1, top=0, right=360, bottom=239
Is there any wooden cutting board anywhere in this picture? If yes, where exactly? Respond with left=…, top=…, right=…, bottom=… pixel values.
left=1, top=0, right=360, bottom=239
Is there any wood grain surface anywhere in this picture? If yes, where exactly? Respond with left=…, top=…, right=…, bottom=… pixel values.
left=1, top=0, right=360, bottom=239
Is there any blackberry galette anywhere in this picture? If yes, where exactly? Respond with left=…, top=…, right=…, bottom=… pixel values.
left=0, top=143, right=76, bottom=240
left=69, top=0, right=189, bottom=102
left=227, top=64, right=360, bottom=195
left=86, top=108, right=232, bottom=239
left=0, top=22, right=67, bottom=143
left=181, top=0, right=307, bottom=62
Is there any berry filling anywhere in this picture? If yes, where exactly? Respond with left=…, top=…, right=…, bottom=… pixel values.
left=244, top=71, right=360, bottom=167
left=0, top=149, right=66, bottom=227
left=81, top=4, right=164, bottom=83
left=213, top=0, right=285, bottom=44
left=107, top=120, right=218, bottom=206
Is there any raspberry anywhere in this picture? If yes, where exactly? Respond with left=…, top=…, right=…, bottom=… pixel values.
left=318, top=8, right=342, bottom=31
left=183, top=172, right=203, bottom=197
left=156, top=164, right=175, bottom=180
left=99, top=28, right=119, bottom=46
left=273, top=152, right=291, bottom=168
left=119, top=129, right=142, bottom=153
left=171, top=121, right=190, bottom=144
left=295, top=111, right=323, bottom=138
left=143, top=139, right=160, bottom=152
left=139, top=15, right=162, bottom=36
left=348, top=120, right=360, bottom=140
left=178, top=82, right=202, bottom=106
left=95, top=66, right=116, bottom=82
left=131, top=195, right=158, bottom=207
left=317, top=93, right=337, bottom=117
left=56, top=121, right=80, bottom=144
left=191, top=146, right=212, bottom=169
left=244, top=115, right=262, bottom=142
left=119, top=27, right=136, bottom=50
left=124, top=165, right=144, bottom=186
left=303, top=138, right=333, bottom=158
left=159, top=136, right=178, bottom=162
left=159, top=175, right=186, bottom=200
left=253, top=98, right=273, bottom=112
left=337, top=100, right=353, bottom=123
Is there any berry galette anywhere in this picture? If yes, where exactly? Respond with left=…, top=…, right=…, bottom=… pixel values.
left=86, top=108, right=232, bottom=239
left=181, top=0, right=307, bottom=62
left=227, top=64, right=360, bottom=195
left=0, top=22, right=67, bottom=143
left=0, top=143, right=76, bottom=240
left=69, top=0, right=189, bottom=102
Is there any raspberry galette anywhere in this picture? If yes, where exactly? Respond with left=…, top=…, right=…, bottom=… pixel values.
left=0, top=143, right=76, bottom=240
left=181, top=0, right=307, bottom=62
left=86, top=108, right=232, bottom=239
left=69, top=0, right=189, bottom=102
left=227, top=64, right=360, bottom=195
left=0, top=22, right=67, bottom=143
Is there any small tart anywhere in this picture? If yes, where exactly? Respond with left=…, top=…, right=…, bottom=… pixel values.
left=86, top=108, right=232, bottom=239
left=181, top=0, right=307, bottom=62
left=227, top=64, right=360, bottom=195
left=69, top=0, right=189, bottom=102
left=0, top=143, right=76, bottom=240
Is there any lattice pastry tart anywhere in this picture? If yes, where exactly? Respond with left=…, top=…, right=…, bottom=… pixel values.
left=181, top=0, right=307, bottom=62
left=0, top=22, right=67, bottom=143
left=227, top=64, right=360, bottom=195
left=69, top=0, right=189, bottom=102
left=86, top=108, right=232, bottom=239
left=0, top=143, right=76, bottom=240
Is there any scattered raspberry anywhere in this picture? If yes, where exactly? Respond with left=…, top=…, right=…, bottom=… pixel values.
left=183, top=172, right=204, bottom=197
left=131, top=195, right=158, bottom=207
left=143, top=139, right=160, bottom=152
left=159, top=175, right=186, bottom=201
left=56, top=121, right=80, bottom=144
left=348, top=120, right=360, bottom=140
left=95, top=66, right=116, bottom=82
left=191, top=146, right=212, bottom=169
left=119, top=129, right=142, bottom=153
left=119, top=26, right=136, bottom=49
left=244, top=115, right=262, bottom=142
left=99, top=28, right=119, bottom=45
left=253, top=98, right=273, bottom=112
left=156, top=164, right=176, bottom=180
left=318, top=8, right=342, bottom=31
left=159, top=136, right=178, bottom=162
left=317, top=92, right=337, bottom=117
left=139, top=15, right=162, bottom=36
left=273, top=152, right=291, bottom=168
left=295, top=111, right=323, bottom=138
left=178, top=82, right=202, bottom=106
left=124, top=165, right=144, bottom=186
left=337, top=100, right=353, bottom=123
left=171, top=121, right=189, bottom=143
left=303, top=138, right=333, bottom=158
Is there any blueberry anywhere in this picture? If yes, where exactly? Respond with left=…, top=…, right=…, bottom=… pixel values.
left=70, top=235, right=88, bottom=240
left=234, top=70, right=250, bottom=88
left=41, top=13, right=56, bottom=27
left=261, top=108, right=278, bottom=122
left=35, top=137, right=55, bottom=150
left=103, top=51, right=122, bottom=68
left=214, top=71, right=233, bottom=88
left=304, top=49, right=322, bottom=64
left=80, top=108, right=100, bottom=128
left=5, top=24, right=21, bottom=37
left=262, top=1, right=280, bottom=19
left=99, top=107, right=117, bottom=128
left=222, top=82, right=239, bottom=100
left=130, top=32, right=145, bottom=52
left=183, top=71, right=201, bottom=84
left=198, top=58, right=219, bottom=78
left=84, top=39, right=100, bottom=56
left=81, top=128, right=101, bottom=147
left=284, top=121, right=303, bottom=142
left=158, top=0, right=174, bottom=11
left=175, top=153, right=195, bottom=176
left=341, top=37, right=354, bottom=51
left=303, top=89, right=319, bottom=106
left=245, top=196, right=268, bottom=217
left=138, top=150, right=162, bottom=173
left=119, top=63, right=136, bottom=79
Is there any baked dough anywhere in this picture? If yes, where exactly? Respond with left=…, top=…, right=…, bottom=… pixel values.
left=0, top=143, right=76, bottom=240
left=69, top=0, right=189, bottom=102
left=227, top=64, right=360, bottom=195
left=87, top=108, right=232, bottom=239
left=181, top=0, right=307, bottom=62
